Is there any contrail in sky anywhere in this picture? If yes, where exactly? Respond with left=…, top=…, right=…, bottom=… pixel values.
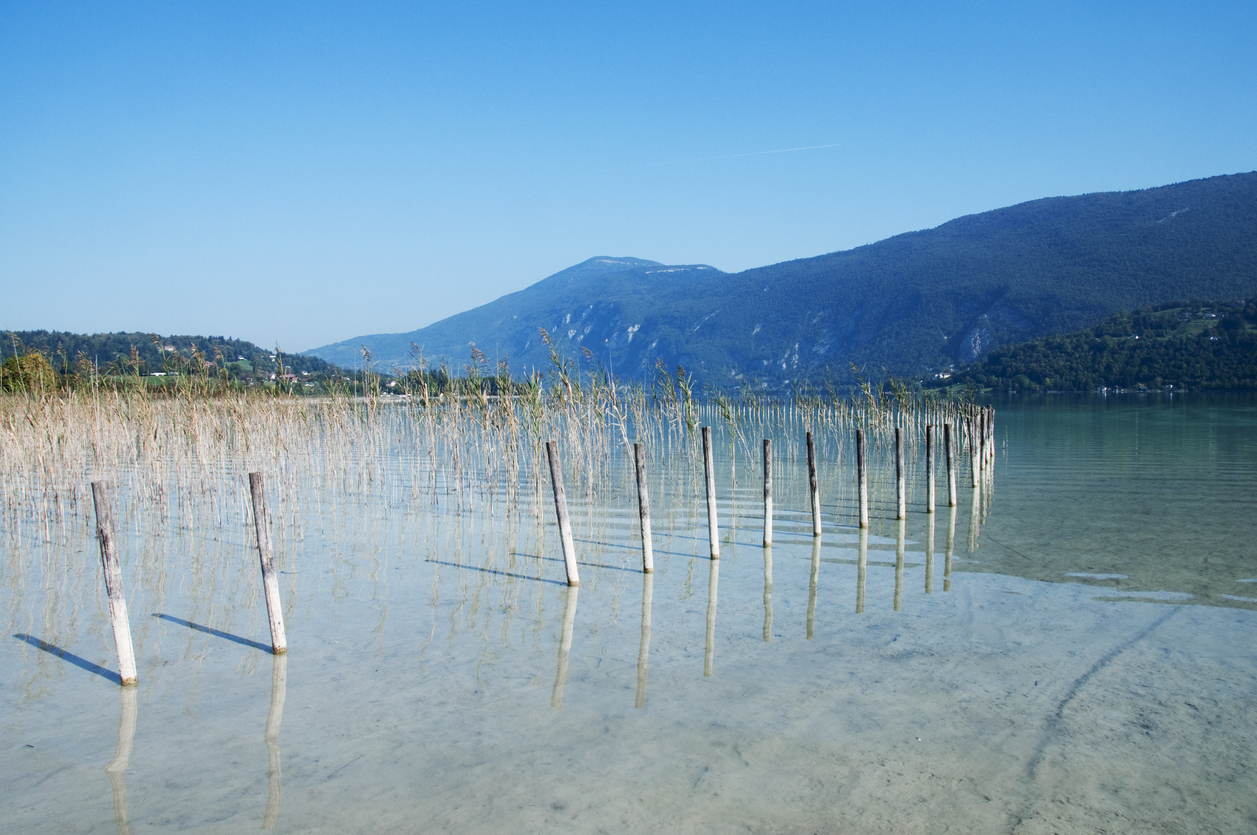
left=641, top=142, right=841, bottom=167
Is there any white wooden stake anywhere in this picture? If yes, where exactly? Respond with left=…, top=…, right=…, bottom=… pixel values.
left=806, top=431, right=821, bottom=536
left=545, top=441, right=581, bottom=586
left=91, top=481, right=138, bottom=686
left=249, top=472, right=288, bottom=654
left=895, top=427, right=906, bottom=520
left=925, top=424, right=936, bottom=513
left=856, top=429, right=869, bottom=529
left=702, top=426, right=720, bottom=559
left=762, top=439, right=773, bottom=547
left=969, top=416, right=981, bottom=488
left=945, top=423, right=958, bottom=507
left=633, top=442, right=654, bottom=573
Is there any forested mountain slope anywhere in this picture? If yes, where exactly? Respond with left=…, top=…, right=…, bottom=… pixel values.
left=308, top=173, right=1257, bottom=388
left=931, top=299, right=1257, bottom=392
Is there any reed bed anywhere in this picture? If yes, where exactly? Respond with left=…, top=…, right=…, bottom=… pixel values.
left=0, top=370, right=984, bottom=600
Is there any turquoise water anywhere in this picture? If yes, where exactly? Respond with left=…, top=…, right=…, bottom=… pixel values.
left=2, top=395, right=1255, bottom=833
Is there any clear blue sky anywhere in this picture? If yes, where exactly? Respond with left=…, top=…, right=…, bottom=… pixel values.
left=2, top=1, right=1254, bottom=352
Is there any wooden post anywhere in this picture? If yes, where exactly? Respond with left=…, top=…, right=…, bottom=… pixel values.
left=988, top=407, right=995, bottom=466
left=856, top=429, right=869, bottom=529
left=895, top=427, right=906, bottom=520
left=806, top=430, right=821, bottom=536
left=985, top=409, right=995, bottom=470
left=762, top=439, right=773, bottom=547
left=979, top=409, right=988, bottom=474
left=969, top=416, right=980, bottom=488
left=925, top=424, right=936, bottom=513
left=986, top=407, right=996, bottom=467
left=702, top=426, right=720, bottom=559
left=544, top=442, right=581, bottom=586
left=249, top=472, right=289, bottom=654
left=633, top=442, right=654, bottom=573
left=945, top=423, right=957, bottom=508
left=91, top=481, right=138, bottom=686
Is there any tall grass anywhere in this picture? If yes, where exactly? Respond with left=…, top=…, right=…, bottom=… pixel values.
left=0, top=358, right=984, bottom=587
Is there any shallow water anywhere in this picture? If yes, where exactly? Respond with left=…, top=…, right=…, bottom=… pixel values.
left=3, top=395, right=1256, bottom=833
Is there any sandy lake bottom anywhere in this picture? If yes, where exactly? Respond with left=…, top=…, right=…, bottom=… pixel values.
left=3, top=395, right=1256, bottom=833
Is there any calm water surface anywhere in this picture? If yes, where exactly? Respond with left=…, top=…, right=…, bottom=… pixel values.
left=2, top=395, right=1255, bottom=833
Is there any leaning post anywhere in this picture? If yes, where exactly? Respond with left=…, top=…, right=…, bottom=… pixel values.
left=633, top=442, right=654, bottom=573
left=702, top=426, right=720, bottom=559
left=545, top=442, right=581, bottom=586
left=249, top=472, right=288, bottom=654
left=91, top=481, right=138, bottom=686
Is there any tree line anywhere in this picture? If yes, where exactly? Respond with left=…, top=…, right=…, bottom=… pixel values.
left=931, top=299, right=1257, bottom=392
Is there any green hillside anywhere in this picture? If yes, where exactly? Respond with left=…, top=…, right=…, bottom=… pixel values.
left=930, top=299, right=1257, bottom=392
left=306, top=173, right=1257, bottom=388
left=3, top=330, right=342, bottom=391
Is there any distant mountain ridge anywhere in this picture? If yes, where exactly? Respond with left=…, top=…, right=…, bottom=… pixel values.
left=306, top=173, right=1257, bottom=387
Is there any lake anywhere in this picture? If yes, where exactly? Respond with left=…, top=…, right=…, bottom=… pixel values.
left=2, top=393, right=1255, bottom=833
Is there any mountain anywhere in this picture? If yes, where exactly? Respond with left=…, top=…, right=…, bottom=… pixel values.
left=306, top=173, right=1257, bottom=387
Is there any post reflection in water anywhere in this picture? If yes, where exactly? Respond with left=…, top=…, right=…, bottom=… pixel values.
left=945, top=504, right=956, bottom=592
left=704, top=558, right=719, bottom=677
left=893, top=519, right=906, bottom=612
left=806, top=536, right=821, bottom=639
left=982, top=464, right=995, bottom=521
left=635, top=573, right=653, bottom=709
left=856, top=528, right=867, bottom=614
left=762, top=546, right=773, bottom=642
left=104, top=684, right=137, bottom=835
left=968, top=486, right=981, bottom=553
left=925, top=512, right=935, bottom=594
left=551, top=586, right=579, bottom=708
left=263, top=653, right=288, bottom=830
